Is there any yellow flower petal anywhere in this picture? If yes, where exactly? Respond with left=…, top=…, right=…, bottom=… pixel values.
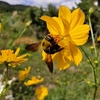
left=58, top=6, right=71, bottom=23
left=97, top=35, right=100, bottom=41
left=70, top=43, right=82, bottom=66
left=41, top=16, right=62, bottom=35
left=42, top=51, right=47, bottom=61
left=14, top=47, right=20, bottom=56
left=19, top=66, right=31, bottom=81
left=0, top=56, right=6, bottom=64
left=53, top=52, right=71, bottom=70
left=70, top=8, right=85, bottom=30
left=24, top=76, right=44, bottom=86
left=35, top=85, right=48, bottom=100
left=52, top=17, right=64, bottom=36
left=61, top=18, right=70, bottom=35
left=0, top=23, right=2, bottom=32
left=70, top=25, right=89, bottom=45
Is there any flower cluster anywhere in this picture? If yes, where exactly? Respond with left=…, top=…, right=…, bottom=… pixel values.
left=0, top=47, right=28, bottom=67
left=41, top=6, right=90, bottom=70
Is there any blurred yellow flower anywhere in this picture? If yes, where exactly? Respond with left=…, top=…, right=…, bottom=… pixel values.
left=90, top=46, right=94, bottom=50
left=35, top=85, right=48, bottom=100
left=86, top=81, right=90, bottom=85
left=83, top=71, right=87, bottom=75
left=19, top=66, right=31, bottom=81
left=0, top=47, right=28, bottom=67
left=24, top=76, right=44, bottom=86
left=0, top=23, right=2, bottom=32
left=97, top=35, right=100, bottom=41
left=41, top=6, right=90, bottom=70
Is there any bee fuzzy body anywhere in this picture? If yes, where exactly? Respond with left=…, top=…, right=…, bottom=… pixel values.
left=42, top=35, right=63, bottom=54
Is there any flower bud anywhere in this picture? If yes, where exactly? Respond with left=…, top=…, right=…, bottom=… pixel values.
left=25, top=21, right=32, bottom=27
left=89, top=7, right=94, bottom=14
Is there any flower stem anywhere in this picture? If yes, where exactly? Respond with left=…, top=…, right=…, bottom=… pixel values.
left=88, top=10, right=98, bottom=100
left=88, top=14, right=97, bottom=57
left=0, top=64, right=9, bottom=99
left=10, top=26, right=28, bottom=49
left=17, top=27, right=27, bottom=39
left=80, top=46, right=97, bottom=100
left=91, top=67, right=97, bottom=100
left=80, top=47, right=94, bottom=68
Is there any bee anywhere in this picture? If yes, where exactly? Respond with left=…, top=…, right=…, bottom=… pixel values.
left=25, top=34, right=63, bottom=73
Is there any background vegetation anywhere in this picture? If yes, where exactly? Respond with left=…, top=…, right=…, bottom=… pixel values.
left=1, top=0, right=100, bottom=99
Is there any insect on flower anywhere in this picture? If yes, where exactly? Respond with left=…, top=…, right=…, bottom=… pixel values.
left=25, top=34, right=63, bottom=73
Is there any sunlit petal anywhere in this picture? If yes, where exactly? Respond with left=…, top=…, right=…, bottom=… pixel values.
left=35, top=85, right=48, bottom=100
left=42, top=51, right=47, bottom=61
left=70, top=25, right=89, bottom=45
left=61, top=19, right=70, bottom=35
left=53, top=52, right=70, bottom=70
left=19, top=66, right=31, bottom=81
left=15, top=47, right=20, bottom=56
left=58, top=6, right=71, bottom=23
left=24, top=76, right=44, bottom=86
left=70, top=43, right=82, bottom=66
left=52, top=17, right=64, bottom=35
left=41, top=16, right=61, bottom=35
left=0, top=56, right=6, bottom=64
left=70, top=8, right=85, bottom=30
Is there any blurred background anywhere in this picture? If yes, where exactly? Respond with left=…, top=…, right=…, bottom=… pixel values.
left=0, top=0, right=100, bottom=100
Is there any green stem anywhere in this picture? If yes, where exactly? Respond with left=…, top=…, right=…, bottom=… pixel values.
left=0, top=64, right=9, bottom=99
left=80, top=47, right=94, bottom=68
left=80, top=46, right=97, bottom=100
left=88, top=14, right=97, bottom=57
left=10, top=27, right=28, bottom=49
left=17, top=27, right=27, bottom=39
left=91, top=67, right=97, bottom=100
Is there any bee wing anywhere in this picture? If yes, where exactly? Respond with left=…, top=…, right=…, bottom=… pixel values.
left=25, top=42, right=41, bottom=52
left=45, top=54, right=53, bottom=73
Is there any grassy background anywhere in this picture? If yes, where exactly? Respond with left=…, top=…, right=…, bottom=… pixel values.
left=1, top=7, right=100, bottom=100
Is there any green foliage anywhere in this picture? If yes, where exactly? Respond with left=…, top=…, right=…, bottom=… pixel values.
left=0, top=1, right=30, bottom=13
left=46, top=4, right=58, bottom=17
left=0, top=12, right=27, bottom=49
left=11, top=80, right=35, bottom=100
left=29, top=4, right=58, bottom=39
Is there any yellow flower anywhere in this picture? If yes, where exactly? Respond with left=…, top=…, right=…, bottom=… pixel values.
left=0, top=47, right=28, bottom=67
left=24, top=76, right=44, bottom=86
left=0, top=23, right=2, bottom=32
left=90, top=46, right=94, bottom=50
left=19, top=66, right=31, bottom=81
left=83, top=71, right=87, bottom=75
left=41, top=6, right=90, bottom=70
left=86, top=81, right=90, bottom=85
left=35, top=85, right=48, bottom=100
left=97, top=35, right=100, bottom=41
